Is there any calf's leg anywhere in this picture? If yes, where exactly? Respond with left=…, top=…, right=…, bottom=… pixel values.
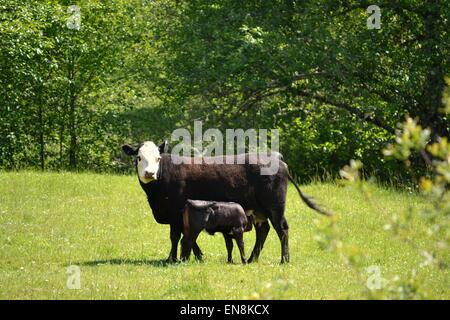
left=233, top=228, right=247, bottom=264
left=222, top=233, right=234, bottom=263
left=182, top=205, right=203, bottom=261
left=180, top=230, right=201, bottom=262
left=192, top=243, right=204, bottom=261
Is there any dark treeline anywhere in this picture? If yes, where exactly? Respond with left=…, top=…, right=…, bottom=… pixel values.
left=0, top=0, right=448, bottom=181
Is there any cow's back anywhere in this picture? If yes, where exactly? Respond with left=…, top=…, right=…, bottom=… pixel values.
left=161, top=153, right=288, bottom=211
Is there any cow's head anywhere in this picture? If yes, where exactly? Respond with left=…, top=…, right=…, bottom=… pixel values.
left=122, top=141, right=168, bottom=184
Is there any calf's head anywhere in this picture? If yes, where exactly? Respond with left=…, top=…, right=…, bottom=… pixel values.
left=122, top=141, right=168, bottom=184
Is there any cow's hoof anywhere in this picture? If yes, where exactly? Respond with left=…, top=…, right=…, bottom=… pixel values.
left=180, top=256, right=191, bottom=263
left=227, top=260, right=234, bottom=264
left=193, top=249, right=204, bottom=259
left=166, top=257, right=179, bottom=264
left=194, top=254, right=204, bottom=262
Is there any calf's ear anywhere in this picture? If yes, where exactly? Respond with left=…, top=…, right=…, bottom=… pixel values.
left=159, top=140, right=168, bottom=154
left=122, top=144, right=138, bottom=156
left=205, top=209, right=216, bottom=224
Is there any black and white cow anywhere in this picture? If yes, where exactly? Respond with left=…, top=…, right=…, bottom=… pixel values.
left=122, top=141, right=330, bottom=263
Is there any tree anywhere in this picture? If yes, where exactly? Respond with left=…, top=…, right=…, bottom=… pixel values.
left=148, top=0, right=449, bottom=178
left=0, top=0, right=143, bottom=171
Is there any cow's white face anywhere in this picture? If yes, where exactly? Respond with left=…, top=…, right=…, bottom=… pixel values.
left=137, top=141, right=161, bottom=184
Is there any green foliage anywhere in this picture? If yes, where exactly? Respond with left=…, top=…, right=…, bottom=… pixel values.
left=1, top=1, right=449, bottom=301
left=0, top=1, right=449, bottom=181
left=146, top=0, right=449, bottom=180
left=383, top=118, right=431, bottom=161
left=0, top=0, right=155, bottom=171
left=329, top=98, right=449, bottom=298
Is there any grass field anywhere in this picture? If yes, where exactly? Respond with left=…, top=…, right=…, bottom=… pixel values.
left=0, top=171, right=448, bottom=299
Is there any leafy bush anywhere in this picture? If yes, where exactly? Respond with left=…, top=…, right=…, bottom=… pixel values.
left=320, top=91, right=449, bottom=299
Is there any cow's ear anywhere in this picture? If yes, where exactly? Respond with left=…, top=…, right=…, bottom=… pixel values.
left=122, top=144, right=138, bottom=156
left=159, top=140, right=168, bottom=154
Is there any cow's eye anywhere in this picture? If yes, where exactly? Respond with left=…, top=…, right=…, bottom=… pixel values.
left=136, top=156, right=141, bottom=161
left=157, top=157, right=161, bottom=162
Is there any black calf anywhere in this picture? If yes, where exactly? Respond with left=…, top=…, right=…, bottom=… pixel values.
left=181, top=200, right=253, bottom=264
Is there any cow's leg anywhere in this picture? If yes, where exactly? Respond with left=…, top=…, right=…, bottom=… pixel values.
left=167, top=224, right=182, bottom=263
left=192, top=242, right=204, bottom=261
left=233, top=228, right=247, bottom=264
left=223, top=233, right=234, bottom=263
left=269, top=214, right=289, bottom=264
left=248, top=221, right=270, bottom=263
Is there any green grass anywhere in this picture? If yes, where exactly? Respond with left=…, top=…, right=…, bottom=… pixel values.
left=0, top=171, right=448, bottom=299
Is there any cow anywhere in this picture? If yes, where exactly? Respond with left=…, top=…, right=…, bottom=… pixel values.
left=181, top=200, right=253, bottom=264
left=122, top=141, right=330, bottom=263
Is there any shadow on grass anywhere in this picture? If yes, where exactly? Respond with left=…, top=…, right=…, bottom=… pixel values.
left=72, top=258, right=172, bottom=268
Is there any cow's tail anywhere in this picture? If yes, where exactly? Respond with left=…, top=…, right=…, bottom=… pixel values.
left=287, top=173, right=332, bottom=216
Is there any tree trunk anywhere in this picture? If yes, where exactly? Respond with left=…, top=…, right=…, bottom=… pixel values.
left=59, top=106, right=65, bottom=167
left=68, top=52, right=77, bottom=169
left=38, top=102, right=45, bottom=170
left=34, top=81, right=45, bottom=171
left=416, top=0, right=447, bottom=139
